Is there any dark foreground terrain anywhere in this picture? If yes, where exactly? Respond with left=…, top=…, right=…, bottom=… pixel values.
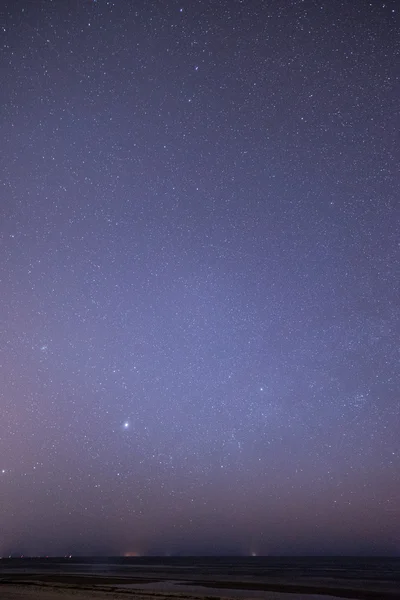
left=1, top=557, right=399, bottom=600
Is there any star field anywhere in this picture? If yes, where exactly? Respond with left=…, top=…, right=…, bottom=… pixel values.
left=0, top=0, right=399, bottom=556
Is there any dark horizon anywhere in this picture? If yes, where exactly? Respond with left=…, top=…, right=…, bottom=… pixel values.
left=2, top=553, right=400, bottom=558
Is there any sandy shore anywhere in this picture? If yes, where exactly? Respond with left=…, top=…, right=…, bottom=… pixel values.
left=0, top=583, right=351, bottom=600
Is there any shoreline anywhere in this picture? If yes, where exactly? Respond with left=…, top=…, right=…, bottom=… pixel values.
left=2, top=578, right=400, bottom=600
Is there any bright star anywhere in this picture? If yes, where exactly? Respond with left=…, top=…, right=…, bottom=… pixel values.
left=123, top=422, right=129, bottom=429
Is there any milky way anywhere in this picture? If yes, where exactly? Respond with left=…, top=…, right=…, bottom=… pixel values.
left=0, top=0, right=399, bottom=556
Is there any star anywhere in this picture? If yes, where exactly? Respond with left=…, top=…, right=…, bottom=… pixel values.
left=0, top=0, right=397, bottom=559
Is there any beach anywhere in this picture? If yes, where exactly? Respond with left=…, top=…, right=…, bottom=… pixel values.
left=0, top=583, right=358, bottom=600
left=1, top=557, right=399, bottom=600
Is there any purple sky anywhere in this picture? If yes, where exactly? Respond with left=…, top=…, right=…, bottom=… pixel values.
left=0, top=0, right=399, bottom=556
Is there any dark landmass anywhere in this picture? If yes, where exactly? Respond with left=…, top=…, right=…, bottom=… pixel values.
left=1, top=557, right=399, bottom=600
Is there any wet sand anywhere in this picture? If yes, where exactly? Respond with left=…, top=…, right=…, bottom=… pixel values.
left=0, top=583, right=351, bottom=600
left=1, top=557, right=399, bottom=600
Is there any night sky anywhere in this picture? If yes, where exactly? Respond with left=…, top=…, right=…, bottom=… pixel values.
left=1, top=0, right=399, bottom=557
